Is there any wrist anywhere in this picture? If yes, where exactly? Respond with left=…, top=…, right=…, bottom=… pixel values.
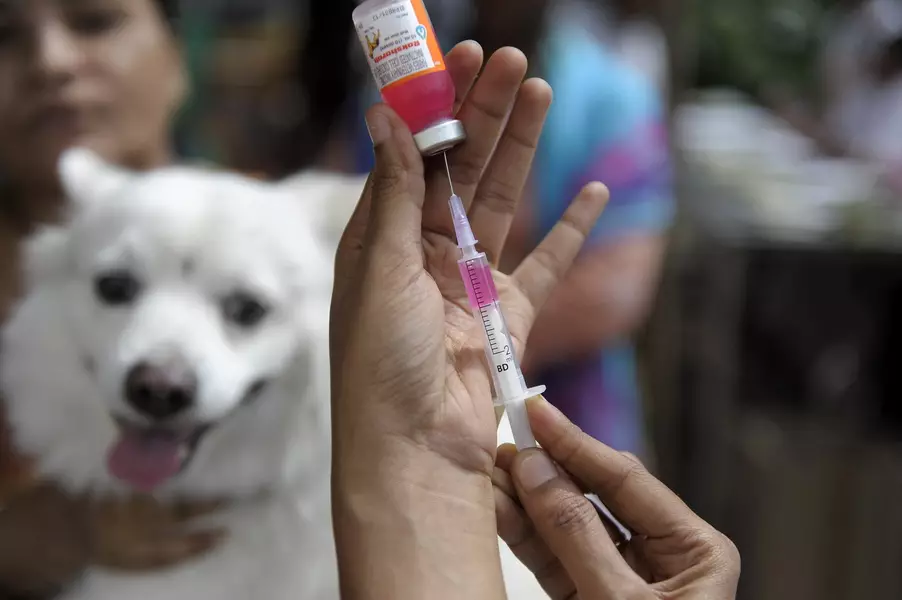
left=333, top=437, right=504, bottom=600
left=334, top=432, right=496, bottom=518
left=334, top=387, right=496, bottom=478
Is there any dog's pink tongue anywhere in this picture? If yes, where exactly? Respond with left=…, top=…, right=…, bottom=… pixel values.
left=107, top=430, right=185, bottom=492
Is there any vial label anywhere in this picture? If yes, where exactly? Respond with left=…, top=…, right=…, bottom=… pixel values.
left=354, top=0, right=444, bottom=91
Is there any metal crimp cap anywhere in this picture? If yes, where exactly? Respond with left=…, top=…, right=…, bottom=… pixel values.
left=413, top=119, right=467, bottom=156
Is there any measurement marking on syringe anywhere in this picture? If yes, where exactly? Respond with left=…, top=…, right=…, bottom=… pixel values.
left=466, top=264, right=485, bottom=305
left=448, top=190, right=542, bottom=448
left=465, top=260, right=505, bottom=356
left=479, top=307, right=503, bottom=355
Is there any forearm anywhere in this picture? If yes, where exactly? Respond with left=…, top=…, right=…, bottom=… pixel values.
left=524, top=280, right=640, bottom=372
left=0, top=485, right=86, bottom=599
left=0, top=528, right=75, bottom=600
left=333, top=442, right=506, bottom=600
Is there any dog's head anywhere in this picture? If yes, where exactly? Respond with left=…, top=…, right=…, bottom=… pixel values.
left=2, top=149, right=333, bottom=499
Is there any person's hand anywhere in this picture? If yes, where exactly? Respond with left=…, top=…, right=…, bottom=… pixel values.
left=0, top=482, right=225, bottom=596
left=493, top=397, right=741, bottom=599
left=329, top=40, right=607, bottom=600
left=0, top=483, right=90, bottom=597
left=88, top=494, right=225, bottom=571
left=330, top=40, right=609, bottom=479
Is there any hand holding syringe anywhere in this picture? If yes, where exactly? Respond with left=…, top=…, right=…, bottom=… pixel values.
left=443, top=156, right=545, bottom=450
left=444, top=156, right=630, bottom=537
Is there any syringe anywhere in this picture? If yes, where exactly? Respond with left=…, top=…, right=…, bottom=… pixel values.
left=443, top=154, right=545, bottom=450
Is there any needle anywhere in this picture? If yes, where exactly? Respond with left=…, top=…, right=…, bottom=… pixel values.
left=443, top=151, right=455, bottom=196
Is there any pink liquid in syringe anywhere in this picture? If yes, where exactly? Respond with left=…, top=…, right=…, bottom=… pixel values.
left=460, top=260, right=499, bottom=309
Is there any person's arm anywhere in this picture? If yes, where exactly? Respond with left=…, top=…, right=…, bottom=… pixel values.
left=0, top=482, right=226, bottom=598
left=523, top=233, right=666, bottom=372
left=0, top=484, right=89, bottom=599
left=523, top=80, right=673, bottom=373
left=333, top=442, right=505, bottom=600
left=327, top=43, right=549, bottom=600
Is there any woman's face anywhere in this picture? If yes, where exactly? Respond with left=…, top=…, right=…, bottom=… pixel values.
left=0, top=0, right=185, bottom=190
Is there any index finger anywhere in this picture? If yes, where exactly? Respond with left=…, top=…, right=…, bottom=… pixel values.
left=525, top=396, right=703, bottom=538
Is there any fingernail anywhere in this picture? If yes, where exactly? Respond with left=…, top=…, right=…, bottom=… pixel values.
left=517, top=450, right=558, bottom=492
left=365, top=110, right=390, bottom=146
left=526, top=395, right=564, bottom=420
left=526, top=395, right=546, bottom=409
left=584, top=181, right=608, bottom=196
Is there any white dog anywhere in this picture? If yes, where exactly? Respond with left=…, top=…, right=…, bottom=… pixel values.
left=1, top=149, right=549, bottom=599
left=1, top=149, right=348, bottom=600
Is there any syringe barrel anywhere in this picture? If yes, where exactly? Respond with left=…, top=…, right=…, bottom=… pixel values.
left=458, top=253, right=529, bottom=403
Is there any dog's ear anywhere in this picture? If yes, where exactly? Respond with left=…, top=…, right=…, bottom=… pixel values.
left=20, top=225, right=72, bottom=287
left=58, top=147, right=133, bottom=209
left=275, top=172, right=365, bottom=246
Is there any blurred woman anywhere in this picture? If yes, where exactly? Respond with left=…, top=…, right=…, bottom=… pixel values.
left=0, top=0, right=222, bottom=595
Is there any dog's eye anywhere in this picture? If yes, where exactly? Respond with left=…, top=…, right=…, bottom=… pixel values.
left=94, top=271, right=141, bottom=306
left=222, top=292, right=269, bottom=329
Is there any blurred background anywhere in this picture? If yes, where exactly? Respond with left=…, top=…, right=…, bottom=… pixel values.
left=173, top=0, right=902, bottom=597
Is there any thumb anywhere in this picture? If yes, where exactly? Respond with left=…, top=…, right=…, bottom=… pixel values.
left=510, top=449, right=649, bottom=598
left=364, top=104, right=426, bottom=257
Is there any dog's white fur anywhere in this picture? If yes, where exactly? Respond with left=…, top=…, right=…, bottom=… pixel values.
left=1, top=150, right=548, bottom=599
left=1, top=150, right=350, bottom=599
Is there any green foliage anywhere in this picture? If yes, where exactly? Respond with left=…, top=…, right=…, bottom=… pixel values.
left=692, top=0, right=840, bottom=98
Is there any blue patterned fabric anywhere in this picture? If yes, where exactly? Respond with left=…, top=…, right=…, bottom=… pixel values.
left=531, top=20, right=673, bottom=454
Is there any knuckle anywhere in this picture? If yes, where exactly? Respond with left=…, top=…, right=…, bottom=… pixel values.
left=505, top=526, right=539, bottom=557
left=530, top=554, right=564, bottom=584
left=525, top=246, right=563, bottom=287
left=603, top=460, right=647, bottom=503
left=470, top=95, right=511, bottom=122
left=539, top=417, right=589, bottom=470
left=449, top=154, right=484, bottom=189
left=372, top=161, right=408, bottom=197
left=559, top=207, right=593, bottom=237
left=505, top=127, right=540, bottom=153
left=675, top=525, right=742, bottom=577
left=547, top=494, right=598, bottom=537
left=716, top=533, right=742, bottom=574
left=551, top=420, right=588, bottom=463
left=477, top=182, right=520, bottom=214
left=619, top=587, right=657, bottom=600
left=620, top=451, right=645, bottom=468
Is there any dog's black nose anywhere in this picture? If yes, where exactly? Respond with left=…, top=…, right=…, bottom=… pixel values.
left=124, top=362, right=197, bottom=421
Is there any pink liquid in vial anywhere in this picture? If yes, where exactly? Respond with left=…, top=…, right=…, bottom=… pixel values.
left=382, top=69, right=456, bottom=134
left=354, top=0, right=461, bottom=148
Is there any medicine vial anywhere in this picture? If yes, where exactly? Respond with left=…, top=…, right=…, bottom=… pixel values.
left=353, top=0, right=466, bottom=155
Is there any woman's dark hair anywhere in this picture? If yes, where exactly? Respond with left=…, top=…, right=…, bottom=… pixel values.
left=877, top=36, right=902, bottom=80
left=161, top=0, right=358, bottom=175
left=276, top=0, right=360, bottom=175
left=154, top=0, right=178, bottom=28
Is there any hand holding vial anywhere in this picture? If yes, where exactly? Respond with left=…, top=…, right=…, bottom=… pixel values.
left=332, top=43, right=608, bottom=476
left=330, top=39, right=609, bottom=599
